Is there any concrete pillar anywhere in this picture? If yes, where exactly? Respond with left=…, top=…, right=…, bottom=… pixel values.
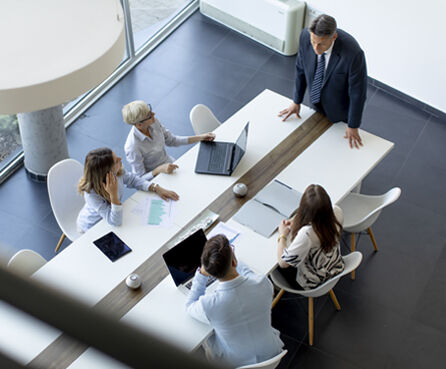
left=17, top=105, right=69, bottom=182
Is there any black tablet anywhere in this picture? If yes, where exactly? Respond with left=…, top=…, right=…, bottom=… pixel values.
left=93, top=232, right=132, bottom=262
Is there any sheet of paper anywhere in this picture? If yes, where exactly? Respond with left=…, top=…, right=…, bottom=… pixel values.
left=207, top=222, right=242, bottom=247
left=145, top=196, right=175, bottom=227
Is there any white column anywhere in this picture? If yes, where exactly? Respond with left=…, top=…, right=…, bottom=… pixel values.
left=17, top=105, right=69, bottom=182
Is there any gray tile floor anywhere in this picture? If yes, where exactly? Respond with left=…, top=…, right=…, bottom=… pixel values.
left=0, top=10, right=445, bottom=368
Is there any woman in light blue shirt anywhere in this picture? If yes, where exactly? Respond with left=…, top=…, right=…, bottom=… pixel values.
left=122, top=100, right=215, bottom=180
left=76, top=147, right=179, bottom=233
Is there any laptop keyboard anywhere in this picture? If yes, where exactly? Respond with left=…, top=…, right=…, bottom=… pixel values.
left=208, top=144, right=226, bottom=171
left=185, top=275, right=217, bottom=290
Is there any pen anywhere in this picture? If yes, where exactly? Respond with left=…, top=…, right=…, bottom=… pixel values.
left=274, top=179, right=292, bottom=190
left=229, top=233, right=240, bottom=244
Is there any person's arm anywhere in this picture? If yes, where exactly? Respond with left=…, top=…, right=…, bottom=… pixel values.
left=347, top=50, right=367, bottom=129
left=236, top=261, right=255, bottom=278
left=122, top=169, right=151, bottom=191
left=185, top=268, right=211, bottom=324
left=187, top=133, right=216, bottom=144
left=125, top=146, right=151, bottom=178
left=279, top=229, right=312, bottom=268
left=161, top=124, right=189, bottom=147
left=278, top=31, right=307, bottom=121
left=84, top=188, right=123, bottom=227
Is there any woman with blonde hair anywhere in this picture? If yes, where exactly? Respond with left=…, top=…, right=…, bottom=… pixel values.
left=122, top=100, right=215, bottom=180
left=77, top=147, right=179, bottom=233
left=276, top=184, right=344, bottom=289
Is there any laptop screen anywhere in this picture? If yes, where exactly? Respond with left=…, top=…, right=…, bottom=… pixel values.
left=162, top=229, right=207, bottom=286
left=231, top=121, right=249, bottom=171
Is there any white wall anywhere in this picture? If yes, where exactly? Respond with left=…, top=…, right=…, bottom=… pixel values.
left=306, top=0, right=446, bottom=112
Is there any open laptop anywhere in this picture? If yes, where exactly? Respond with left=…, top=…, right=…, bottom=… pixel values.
left=162, top=228, right=217, bottom=295
left=195, top=121, right=249, bottom=175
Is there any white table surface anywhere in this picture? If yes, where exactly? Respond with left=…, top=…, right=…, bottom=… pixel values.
left=1, top=89, right=394, bottom=367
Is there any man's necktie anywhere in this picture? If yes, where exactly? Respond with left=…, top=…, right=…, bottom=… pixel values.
left=310, top=53, right=326, bottom=104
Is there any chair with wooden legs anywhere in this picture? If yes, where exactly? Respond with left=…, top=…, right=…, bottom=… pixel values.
left=8, top=249, right=47, bottom=276
left=338, top=187, right=401, bottom=279
left=270, top=252, right=363, bottom=346
left=47, top=159, right=84, bottom=253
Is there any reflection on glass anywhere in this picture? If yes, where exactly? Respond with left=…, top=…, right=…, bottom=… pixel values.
left=130, top=0, right=193, bottom=49
left=0, top=114, right=21, bottom=167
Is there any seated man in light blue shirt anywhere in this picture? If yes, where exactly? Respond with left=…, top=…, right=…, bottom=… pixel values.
left=186, top=235, right=284, bottom=367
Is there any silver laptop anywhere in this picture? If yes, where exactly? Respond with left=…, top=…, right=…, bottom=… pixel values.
left=162, top=228, right=217, bottom=295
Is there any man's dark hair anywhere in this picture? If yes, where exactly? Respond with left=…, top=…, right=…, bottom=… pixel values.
left=309, top=14, right=337, bottom=37
left=201, top=235, right=232, bottom=279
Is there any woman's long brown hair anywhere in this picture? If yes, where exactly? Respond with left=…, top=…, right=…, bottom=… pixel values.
left=290, top=184, right=342, bottom=253
left=78, top=148, right=122, bottom=203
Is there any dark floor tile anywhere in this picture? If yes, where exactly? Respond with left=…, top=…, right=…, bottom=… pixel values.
left=361, top=89, right=429, bottom=157
left=259, top=53, right=298, bottom=81
left=370, top=199, right=446, bottom=263
left=272, top=292, right=329, bottom=343
left=289, top=343, right=361, bottom=369
left=235, top=70, right=295, bottom=107
left=215, top=99, right=248, bottom=123
left=185, top=55, right=256, bottom=100
left=73, top=97, right=130, bottom=149
left=211, top=31, right=274, bottom=70
left=0, top=210, right=33, bottom=255
left=336, top=246, right=434, bottom=318
left=134, top=42, right=202, bottom=82
left=412, top=245, right=446, bottom=333
left=0, top=170, right=52, bottom=226
left=15, top=224, right=67, bottom=261
left=384, top=318, right=446, bottom=369
left=66, top=126, right=110, bottom=163
left=276, top=334, right=304, bottom=369
left=166, top=12, right=230, bottom=55
left=394, top=156, right=446, bottom=217
left=314, top=289, right=415, bottom=369
left=408, top=114, right=446, bottom=171
left=102, top=68, right=179, bottom=108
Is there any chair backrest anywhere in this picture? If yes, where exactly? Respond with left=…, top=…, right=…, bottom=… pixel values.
left=7, top=249, right=47, bottom=276
left=236, top=350, right=288, bottom=369
left=47, top=158, right=84, bottom=241
left=271, top=252, right=363, bottom=298
left=189, top=104, right=221, bottom=135
left=345, top=187, right=402, bottom=231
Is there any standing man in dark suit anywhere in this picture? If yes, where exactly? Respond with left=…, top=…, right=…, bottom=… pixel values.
left=279, top=14, right=367, bottom=148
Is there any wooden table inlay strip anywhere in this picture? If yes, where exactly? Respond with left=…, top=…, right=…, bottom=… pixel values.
left=28, top=114, right=331, bottom=369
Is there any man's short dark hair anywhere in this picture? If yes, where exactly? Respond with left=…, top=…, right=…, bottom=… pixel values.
left=201, top=235, right=232, bottom=279
left=309, top=14, right=337, bottom=37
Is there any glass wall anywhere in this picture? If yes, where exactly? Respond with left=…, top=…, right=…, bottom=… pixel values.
left=0, top=0, right=197, bottom=182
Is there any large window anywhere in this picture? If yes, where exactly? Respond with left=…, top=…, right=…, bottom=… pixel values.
left=0, top=0, right=197, bottom=183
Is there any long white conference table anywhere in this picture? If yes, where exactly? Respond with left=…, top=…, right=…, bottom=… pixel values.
left=0, top=90, right=393, bottom=368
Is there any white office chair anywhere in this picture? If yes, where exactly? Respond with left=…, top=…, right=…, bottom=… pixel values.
left=7, top=249, right=47, bottom=276
left=270, top=252, right=363, bottom=346
left=47, top=158, right=84, bottom=253
left=236, top=350, right=288, bottom=369
left=338, top=187, right=401, bottom=279
left=189, top=104, right=221, bottom=135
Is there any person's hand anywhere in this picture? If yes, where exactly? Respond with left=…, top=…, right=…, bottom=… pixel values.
left=103, top=172, right=120, bottom=205
left=200, top=266, right=211, bottom=277
left=278, top=102, right=301, bottom=122
left=278, top=219, right=291, bottom=237
left=200, top=132, right=216, bottom=142
left=155, top=186, right=179, bottom=201
left=154, top=163, right=179, bottom=176
left=344, top=127, right=363, bottom=149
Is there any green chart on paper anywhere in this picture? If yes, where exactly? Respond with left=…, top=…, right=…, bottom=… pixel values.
left=147, top=199, right=167, bottom=225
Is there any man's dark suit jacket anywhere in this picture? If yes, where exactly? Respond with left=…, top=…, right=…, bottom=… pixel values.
left=293, top=28, right=367, bottom=128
